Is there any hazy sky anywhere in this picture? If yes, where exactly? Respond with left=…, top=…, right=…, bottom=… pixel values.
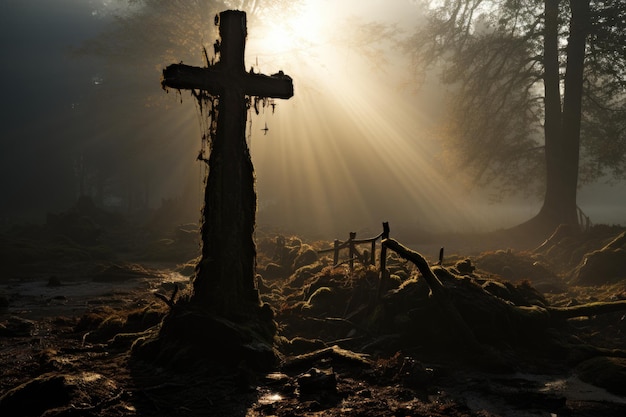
left=1, top=0, right=624, bottom=237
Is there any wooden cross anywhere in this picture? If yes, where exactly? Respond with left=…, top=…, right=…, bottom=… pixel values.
left=161, top=10, right=293, bottom=316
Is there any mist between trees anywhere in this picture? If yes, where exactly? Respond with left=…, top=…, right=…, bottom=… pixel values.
left=1, top=0, right=625, bottom=238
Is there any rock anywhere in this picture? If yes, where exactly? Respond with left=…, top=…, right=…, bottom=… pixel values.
left=0, top=372, right=120, bottom=417
left=0, top=374, right=70, bottom=417
left=576, top=356, right=626, bottom=396
left=297, top=367, right=337, bottom=396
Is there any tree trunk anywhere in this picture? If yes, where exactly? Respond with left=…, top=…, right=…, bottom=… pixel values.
left=538, top=0, right=573, bottom=229
left=559, top=0, right=590, bottom=218
left=510, top=0, right=588, bottom=241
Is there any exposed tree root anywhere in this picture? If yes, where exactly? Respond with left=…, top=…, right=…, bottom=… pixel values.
left=548, top=300, right=626, bottom=320
left=381, top=238, right=626, bottom=364
left=382, top=238, right=482, bottom=352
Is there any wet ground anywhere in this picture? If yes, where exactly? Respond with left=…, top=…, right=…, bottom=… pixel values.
left=2, top=224, right=626, bottom=416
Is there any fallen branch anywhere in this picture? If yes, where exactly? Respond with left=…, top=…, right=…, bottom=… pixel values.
left=282, top=345, right=372, bottom=370
left=154, top=284, right=179, bottom=308
left=382, top=238, right=626, bottom=350
left=382, top=238, right=482, bottom=352
left=601, top=231, right=626, bottom=251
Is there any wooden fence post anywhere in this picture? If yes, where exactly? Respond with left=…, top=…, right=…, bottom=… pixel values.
left=378, top=222, right=390, bottom=299
left=349, top=232, right=356, bottom=272
left=333, top=239, right=339, bottom=266
left=370, top=240, right=376, bottom=265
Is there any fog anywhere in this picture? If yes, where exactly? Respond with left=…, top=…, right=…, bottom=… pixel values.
left=1, top=0, right=624, bottom=240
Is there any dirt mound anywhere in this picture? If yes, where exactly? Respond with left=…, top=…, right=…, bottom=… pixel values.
left=570, top=231, right=626, bottom=285
left=576, top=356, right=626, bottom=396
left=475, top=249, right=562, bottom=286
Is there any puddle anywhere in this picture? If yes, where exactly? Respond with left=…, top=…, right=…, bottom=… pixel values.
left=449, top=372, right=626, bottom=417
left=257, top=392, right=283, bottom=405
left=0, top=270, right=191, bottom=319
left=540, top=375, right=626, bottom=404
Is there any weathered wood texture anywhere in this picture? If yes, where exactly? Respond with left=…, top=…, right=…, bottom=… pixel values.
left=161, top=10, right=293, bottom=317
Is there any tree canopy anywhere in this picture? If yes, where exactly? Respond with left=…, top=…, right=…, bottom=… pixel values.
left=405, top=0, right=626, bottom=229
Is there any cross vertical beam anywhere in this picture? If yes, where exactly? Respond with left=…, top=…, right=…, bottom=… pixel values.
left=161, top=10, right=293, bottom=317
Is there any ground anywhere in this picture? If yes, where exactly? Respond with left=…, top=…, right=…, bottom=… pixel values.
left=1, top=204, right=626, bottom=416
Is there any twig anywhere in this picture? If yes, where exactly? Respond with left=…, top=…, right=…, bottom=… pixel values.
left=154, top=284, right=179, bottom=308
left=601, top=231, right=626, bottom=251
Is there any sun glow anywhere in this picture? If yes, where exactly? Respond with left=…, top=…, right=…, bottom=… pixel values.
left=262, top=26, right=293, bottom=53
left=188, top=1, right=520, bottom=237
left=242, top=1, right=497, bottom=237
left=255, top=1, right=325, bottom=55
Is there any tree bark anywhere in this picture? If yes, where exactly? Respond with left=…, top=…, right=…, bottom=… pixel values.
left=538, top=0, right=572, bottom=229
left=510, top=0, right=588, bottom=240
left=559, top=0, right=590, bottom=220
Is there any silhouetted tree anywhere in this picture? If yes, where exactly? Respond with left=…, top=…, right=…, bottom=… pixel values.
left=406, top=0, right=626, bottom=238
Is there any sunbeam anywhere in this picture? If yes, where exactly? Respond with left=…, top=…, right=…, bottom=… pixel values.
left=242, top=3, right=494, bottom=237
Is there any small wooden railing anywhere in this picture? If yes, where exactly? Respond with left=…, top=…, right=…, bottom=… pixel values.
left=318, top=222, right=390, bottom=273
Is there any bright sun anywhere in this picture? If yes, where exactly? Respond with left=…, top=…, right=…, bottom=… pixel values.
left=256, top=2, right=324, bottom=55
left=263, top=26, right=294, bottom=53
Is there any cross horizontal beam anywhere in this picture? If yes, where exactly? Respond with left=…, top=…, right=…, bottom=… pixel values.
left=162, top=63, right=294, bottom=99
